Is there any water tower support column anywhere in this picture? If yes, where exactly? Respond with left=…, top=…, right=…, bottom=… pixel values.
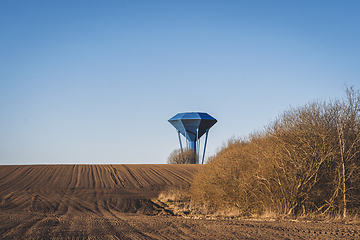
left=177, top=131, right=183, bottom=151
left=196, top=128, right=199, bottom=156
left=189, top=140, right=196, bottom=155
left=202, top=129, right=209, bottom=164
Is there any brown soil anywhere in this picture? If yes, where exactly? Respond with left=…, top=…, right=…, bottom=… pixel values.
left=0, top=164, right=359, bottom=239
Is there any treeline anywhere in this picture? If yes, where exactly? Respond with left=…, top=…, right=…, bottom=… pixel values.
left=191, top=86, right=360, bottom=217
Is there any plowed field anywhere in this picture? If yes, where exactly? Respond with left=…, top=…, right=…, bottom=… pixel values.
left=0, top=164, right=359, bottom=239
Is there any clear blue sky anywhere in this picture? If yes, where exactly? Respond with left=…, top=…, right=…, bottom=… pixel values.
left=1, top=1, right=359, bottom=165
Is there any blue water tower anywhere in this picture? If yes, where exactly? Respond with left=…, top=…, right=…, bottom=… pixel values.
left=168, top=112, right=217, bottom=164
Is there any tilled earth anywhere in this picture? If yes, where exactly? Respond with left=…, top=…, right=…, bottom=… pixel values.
left=0, top=164, right=359, bottom=239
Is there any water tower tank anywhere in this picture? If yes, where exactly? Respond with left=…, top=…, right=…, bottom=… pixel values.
left=168, top=112, right=217, bottom=164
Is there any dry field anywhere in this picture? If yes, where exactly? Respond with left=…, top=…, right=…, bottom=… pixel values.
left=0, top=164, right=359, bottom=239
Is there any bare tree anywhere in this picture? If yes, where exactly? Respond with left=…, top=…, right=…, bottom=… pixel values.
left=190, top=86, right=360, bottom=217
left=167, top=148, right=198, bottom=164
left=254, top=101, right=336, bottom=215
left=332, top=86, right=360, bottom=218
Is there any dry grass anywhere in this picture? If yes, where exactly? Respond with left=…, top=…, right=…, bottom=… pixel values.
left=294, top=212, right=360, bottom=224
left=158, top=185, right=360, bottom=225
left=157, top=186, right=193, bottom=216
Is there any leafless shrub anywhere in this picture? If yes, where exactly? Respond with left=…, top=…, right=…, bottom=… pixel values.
left=191, top=86, right=360, bottom=218
left=191, top=138, right=263, bottom=216
left=167, top=148, right=198, bottom=164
